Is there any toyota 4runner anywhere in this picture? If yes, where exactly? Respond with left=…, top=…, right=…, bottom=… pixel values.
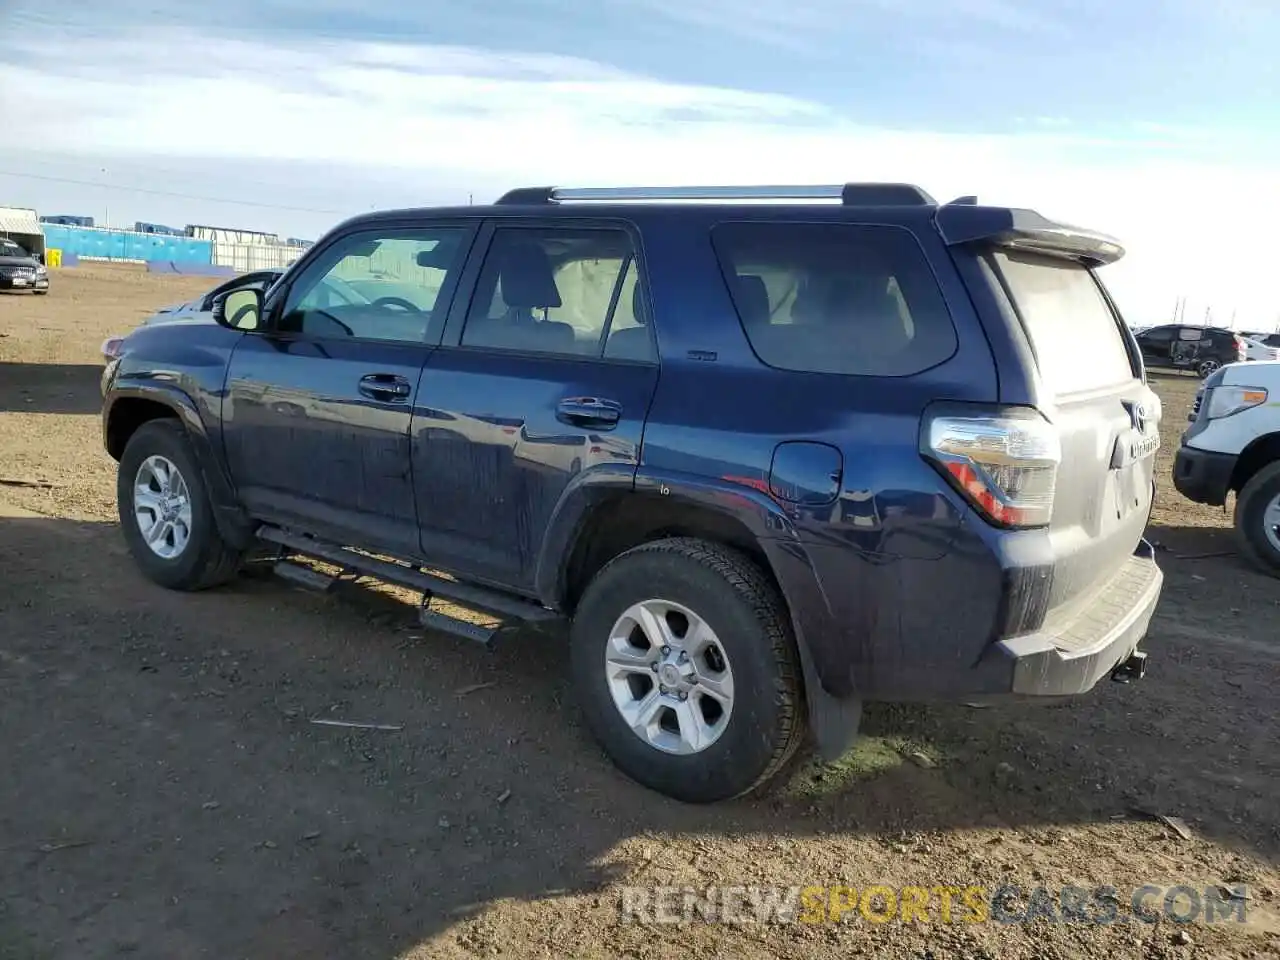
left=101, top=182, right=1164, bottom=803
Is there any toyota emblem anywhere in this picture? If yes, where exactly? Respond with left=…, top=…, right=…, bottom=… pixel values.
left=1131, top=402, right=1148, bottom=435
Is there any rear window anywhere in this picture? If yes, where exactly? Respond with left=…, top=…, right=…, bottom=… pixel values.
left=711, top=222, right=957, bottom=377
left=993, top=250, right=1136, bottom=395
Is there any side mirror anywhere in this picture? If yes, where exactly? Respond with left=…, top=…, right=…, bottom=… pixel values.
left=213, top=288, right=263, bottom=331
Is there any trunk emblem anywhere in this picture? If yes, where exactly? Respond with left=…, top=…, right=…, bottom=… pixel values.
left=1130, top=402, right=1149, bottom=435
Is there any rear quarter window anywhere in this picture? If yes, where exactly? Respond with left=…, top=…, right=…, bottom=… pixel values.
left=710, top=221, right=957, bottom=377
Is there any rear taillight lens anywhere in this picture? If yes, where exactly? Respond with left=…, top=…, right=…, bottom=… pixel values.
left=926, top=413, right=1061, bottom=528
left=1235, top=336, right=1247, bottom=359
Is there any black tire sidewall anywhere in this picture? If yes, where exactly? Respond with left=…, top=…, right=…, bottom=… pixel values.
left=1235, top=464, right=1280, bottom=573
left=117, top=421, right=222, bottom=589
left=570, top=546, right=794, bottom=802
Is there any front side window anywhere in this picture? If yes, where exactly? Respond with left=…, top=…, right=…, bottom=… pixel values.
left=461, top=227, right=653, bottom=361
left=711, top=221, right=957, bottom=377
left=280, top=228, right=467, bottom=342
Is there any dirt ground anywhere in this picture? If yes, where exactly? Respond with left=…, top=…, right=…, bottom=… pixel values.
left=1, top=264, right=1278, bottom=960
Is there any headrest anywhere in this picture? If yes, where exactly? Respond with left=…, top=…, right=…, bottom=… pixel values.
left=631, top=282, right=647, bottom=326
left=734, top=274, right=770, bottom=327
left=493, top=240, right=562, bottom=310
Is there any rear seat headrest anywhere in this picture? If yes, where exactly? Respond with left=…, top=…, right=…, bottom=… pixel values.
left=631, top=283, right=647, bottom=326
left=734, top=274, right=770, bottom=327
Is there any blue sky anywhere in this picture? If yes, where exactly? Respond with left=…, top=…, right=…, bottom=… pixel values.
left=2, top=0, right=1278, bottom=326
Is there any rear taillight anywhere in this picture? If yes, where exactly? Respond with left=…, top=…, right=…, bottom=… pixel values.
left=1235, top=336, right=1247, bottom=359
left=925, top=413, right=1061, bottom=528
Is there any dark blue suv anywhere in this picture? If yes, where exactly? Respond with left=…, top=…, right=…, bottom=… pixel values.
left=101, top=182, right=1164, bottom=803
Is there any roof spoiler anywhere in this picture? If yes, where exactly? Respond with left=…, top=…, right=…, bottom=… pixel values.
left=934, top=201, right=1124, bottom=266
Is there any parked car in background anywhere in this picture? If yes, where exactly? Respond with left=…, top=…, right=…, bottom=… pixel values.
left=1133, top=323, right=1245, bottom=377
left=1241, top=336, right=1280, bottom=363
left=1242, top=331, right=1280, bottom=349
left=101, top=182, right=1162, bottom=803
left=1175, top=359, right=1280, bottom=575
left=0, top=237, right=49, bottom=294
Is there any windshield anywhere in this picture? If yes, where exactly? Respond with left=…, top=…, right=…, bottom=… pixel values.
left=0, top=240, right=27, bottom=257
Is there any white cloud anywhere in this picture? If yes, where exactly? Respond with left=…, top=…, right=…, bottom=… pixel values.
left=1, top=26, right=1277, bottom=328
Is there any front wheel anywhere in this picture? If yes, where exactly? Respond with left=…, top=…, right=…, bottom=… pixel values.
left=117, top=420, right=242, bottom=590
left=570, top=537, right=805, bottom=802
left=1233, top=462, right=1280, bottom=577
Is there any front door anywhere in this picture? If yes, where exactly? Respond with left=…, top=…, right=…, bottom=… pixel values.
left=222, top=223, right=474, bottom=555
left=412, top=221, right=659, bottom=591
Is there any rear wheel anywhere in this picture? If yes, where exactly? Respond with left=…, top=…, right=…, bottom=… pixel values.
left=117, top=420, right=242, bottom=590
left=1197, top=358, right=1222, bottom=377
left=1233, top=461, right=1280, bottom=576
left=570, top=537, right=805, bottom=802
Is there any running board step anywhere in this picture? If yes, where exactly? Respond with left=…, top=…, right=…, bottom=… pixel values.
left=419, top=607, right=496, bottom=646
left=255, top=525, right=560, bottom=623
left=273, top=559, right=338, bottom=592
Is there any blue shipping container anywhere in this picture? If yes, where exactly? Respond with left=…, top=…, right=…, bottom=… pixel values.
left=40, top=224, right=213, bottom=265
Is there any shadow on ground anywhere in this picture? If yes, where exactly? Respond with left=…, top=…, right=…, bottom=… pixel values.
left=1, top=512, right=1277, bottom=958
left=0, top=362, right=104, bottom=415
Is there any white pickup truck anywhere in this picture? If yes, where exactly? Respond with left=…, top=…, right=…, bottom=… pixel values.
left=1173, top=360, right=1280, bottom=574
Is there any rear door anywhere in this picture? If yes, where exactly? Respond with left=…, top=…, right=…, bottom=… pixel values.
left=412, top=219, right=659, bottom=591
left=988, top=250, right=1159, bottom=605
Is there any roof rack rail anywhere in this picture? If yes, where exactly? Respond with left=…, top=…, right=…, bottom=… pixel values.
left=493, top=182, right=937, bottom=206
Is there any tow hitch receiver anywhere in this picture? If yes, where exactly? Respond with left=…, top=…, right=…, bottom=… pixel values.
left=1111, top=650, right=1148, bottom=683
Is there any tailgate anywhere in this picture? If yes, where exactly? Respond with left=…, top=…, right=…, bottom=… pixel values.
left=992, top=249, right=1160, bottom=611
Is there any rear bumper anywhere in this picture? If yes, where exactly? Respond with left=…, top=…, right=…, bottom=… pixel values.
left=969, top=541, right=1162, bottom=698
left=1173, top=444, right=1236, bottom=506
left=771, top=533, right=1163, bottom=705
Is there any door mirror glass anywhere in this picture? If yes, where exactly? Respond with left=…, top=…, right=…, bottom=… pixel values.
left=214, top=288, right=263, bottom=331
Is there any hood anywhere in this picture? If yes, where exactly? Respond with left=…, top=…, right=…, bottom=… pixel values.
left=0, top=255, right=40, bottom=267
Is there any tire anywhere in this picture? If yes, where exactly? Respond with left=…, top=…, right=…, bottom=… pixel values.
left=117, top=419, right=242, bottom=590
left=1197, top=359, right=1221, bottom=377
left=570, top=537, right=805, bottom=803
left=1233, top=461, right=1280, bottom=577
left=33, top=290, right=48, bottom=296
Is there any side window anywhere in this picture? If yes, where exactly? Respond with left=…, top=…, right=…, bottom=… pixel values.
left=1139, top=326, right=1175, bottom=344
left=280, top=228, right=467, bottom=342
left=461, top=227, right=654, bottom=361
left=710, top=221, right=956, bottom=377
